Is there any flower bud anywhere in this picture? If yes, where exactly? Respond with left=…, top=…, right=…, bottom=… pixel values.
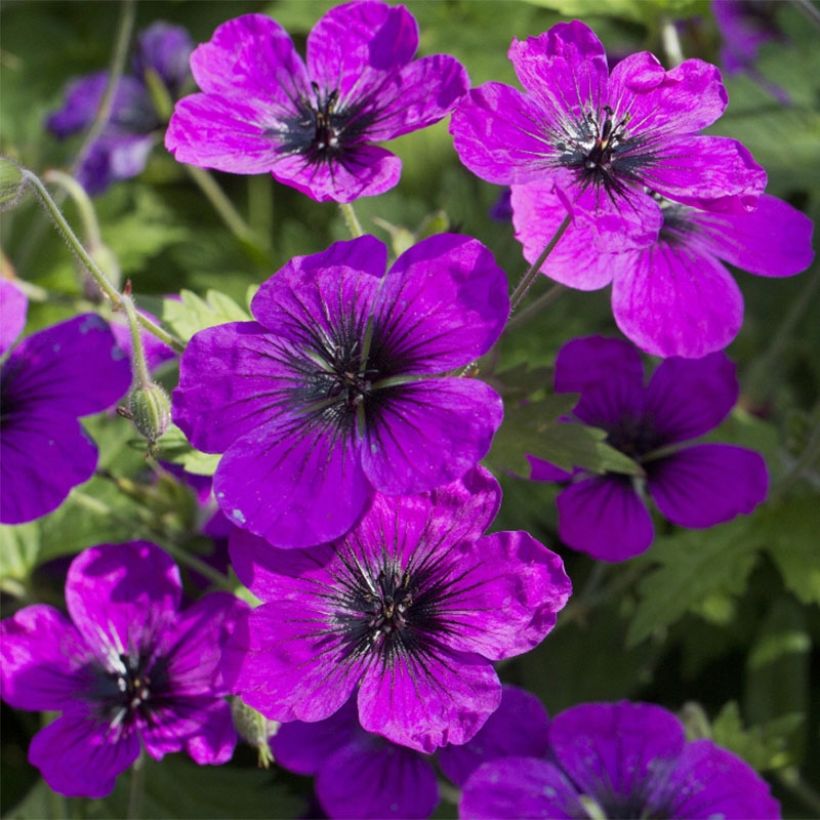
left=0, top=158, right=26, bottom=212
left=127, top=382, right=171, bottom=446
left=231, top=698, right=279, bottom=768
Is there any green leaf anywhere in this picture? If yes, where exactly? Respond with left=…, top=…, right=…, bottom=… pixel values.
left=626, top=515, right=762, bottom=647
left=153, top=424, right=221, bottom=477
left=521, top=0, right=704, bottom=24
left=161, top=289, right=250, bottom=342
left=0, top=523, right=40, bottom=593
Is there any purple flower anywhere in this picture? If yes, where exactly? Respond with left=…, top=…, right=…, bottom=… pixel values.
left=46, top=22, right=192, bottom=195
left=529, top=336, right=768, bottom=561
left=489, top=188, right=513, bottom=222
left=165, top=3, right=468, bottom=203
left=460, top=701, right=780, bottom=819
left=226, top=468, right=572, bottom=753
left=172, top=234, right=508, bottom=549
left=0, top=282, right=131, bottom=524
left=512, top=186, right=814, bottom=357
left=0, top=541, right=244, bottom=798
left=271, top=685, right=549, bottom=819
left=450, top=20, right=766, bottom=255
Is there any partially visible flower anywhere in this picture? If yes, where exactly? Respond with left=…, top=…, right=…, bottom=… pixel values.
left=166, top=3, right=468, bottom=203
left=0, top=541, right=245, bottom=798
left=489, top=188, right=513, bottom=222
left=460, top=701, right=780, bottom=819
left=227, top=468, right=571, bottom=753
left=528, top=336, right=768, bottom=561
left=0, top=282, right=131, bottom=524
left=451, top=20, right=766, bottom=258
left=512, top=186, right=814, bottom=357
left=272, top=685, right=549, bottom=819
left=173, top=234, right=508, bottom=549
left=713, top=0, right=789, bottom=104
left=46, top=22, right=193, bottom=194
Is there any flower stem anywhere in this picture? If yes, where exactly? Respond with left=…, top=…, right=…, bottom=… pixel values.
left=159, top=539, right=236, bottom=591
left=339, top=202, right=365, bottom=238
left=21, top=168, right=185, bottom=352
left=122, top=295, right=152, bottom=389
left=660, top=16, right=684, bottom=68
left=506, top=282, right=565, bottom=331
left=509, top=214, right=571, bottom=312
left=42, top=169, right=102, bottom=249
left=127, top=751, right=145, bottom=820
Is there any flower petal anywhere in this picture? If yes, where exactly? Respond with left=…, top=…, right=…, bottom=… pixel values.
left=693, top=193, right=815, bottom=278
left=440, top=531, right=571, bottom=661
left=357, top=649, right=501, bottom=753
left=183, top=700, right=237, bottom=766
left=644, top=352, right=737, bottom=443
left=649, top=135, right=766, bottom=214
left=557, top=477, right=654, bottom=562
left=65, top=542, right=181, bottom=661
left=77, top=132, right=156, bottom=195
left=0, top=605, right=87, bottom=711
left=527, top=456, right=574, bottom=483
left=0, top=412, right=98, bottom=525
left=610, top=241, right=744, bottom=359
left=29, top=708, right=140, bottom=799
left=648, top=444, right=768, bottom=528
left=438, top=685, right=551, bottom=787
left=317, top=734, right=439, bottom=819
left=0, top=280, right=27, bottom=356
left=376, top=234, right=509, bottom=373
left=362, top=377, right=503, bottom=495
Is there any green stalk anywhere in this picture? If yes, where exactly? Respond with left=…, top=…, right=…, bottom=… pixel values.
left=339, top=202, right=365, bottom=238
left=509, top=214, right=571, bottom=311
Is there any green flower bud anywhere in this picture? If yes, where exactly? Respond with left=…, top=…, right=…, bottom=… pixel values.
left=231, top=698, right=279, bottom=768
left=0, top=158, right=26, bottom=212
left=128, top=382, right=171, bottom=447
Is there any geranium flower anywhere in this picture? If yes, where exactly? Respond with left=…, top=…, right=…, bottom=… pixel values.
left=0, top=541, right=244, bottom=798
left=0, top=281, right=131, bottom=524
left=47, top=22, right=193, bottom=194
left=511, top=186, right=814, bottom=357
left=226, top=468, right=571, bottom=753
left=172, top=234, right=508, bottom=549
left=271, top=685, right=549, bottom=819
left=460, top=701, right=779, bottom=819
left=450, top=20, right=766, bottom=254
left=528, top=336, right=768, bottom=561
left=165, top=3, right=468, bottom=202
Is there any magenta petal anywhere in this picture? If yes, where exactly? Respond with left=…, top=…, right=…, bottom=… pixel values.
left=0, top=414, right=98, bottom=524
left=183, top=700, right=237, bottom=765
left=610, top=242, right=744, bottom=359
left=65, top=542, right=181, bottom=658
left=317, top=737, right=439, bottom=820
left=450, top=83, right=554, bottom=185
left=648, top=444, right=768, bottom=528
left=377, top=234, right=509, bottom=373
left=438, top=685, right=550, bottom=787
left=165, top=93, right=284, bottom=174
left=0, top=605, right=87, bottom=711
left=649, top=136, right=766, bottom=214
left=557, top=477, right=654, bottom=562
left=528, top=455, right=574, bottom=483
left=307, top=1, right=418, bottom=99
left=357, top=651, right=501, bottom=753
left=214, top=415, right=371, bottom=548
left=29, top=708, right=140, bottom=798
left=426, top=466, right=502, bottom=547
left=362, top=378, right=503, bottom=495
left=693, top=193, right=815, bottom=278
left=460, top=757, right=580, bottom=819
left=189, top=14, right=309, bottom=100
left=645, top=352, right=738, bottom=443
left=231, top=598, right=359, bottom=724
left=441, top=531, right=571, bottom=661
left=0, top=280, right=27, bottom=356
left=650, top=739, right=780, bottom=819
left=4, top=314, right=130, bottom=416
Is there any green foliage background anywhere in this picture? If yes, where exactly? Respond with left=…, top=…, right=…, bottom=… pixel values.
left=1, top=0, right=818, bottom=817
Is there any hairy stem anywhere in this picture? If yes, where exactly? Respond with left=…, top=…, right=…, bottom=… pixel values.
left=509, top=214, right=571, bottom=312
left=506, top=283, right=566, bottom=331
left=339, top=202, right=365, bottom=238
left=122, top=295, right=152, bottom=389
left=42, top=169, right=102, bottom=249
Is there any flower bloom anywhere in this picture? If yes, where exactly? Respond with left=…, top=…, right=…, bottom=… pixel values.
left=47, top=22, right=193, bottom=194
left=529, top=336, right=768, bottom=561
left=0, top=541, right=244, bottom=797
left=450, top=20, right=766, bottom=255
left=173, top=234, right=508, bottom=549
left=165, top=3, right=468, bottom=203
left=272, top=685, right=549, bottom=819
left=511, top=187, right=814, bottom=357
left=226, top=468, right=571, bottom=753
left=0, top=282, right=131, bottom=524
left=460, top=701, right=779, bottom=819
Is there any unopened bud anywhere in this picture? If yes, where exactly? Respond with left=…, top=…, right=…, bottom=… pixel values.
left=127, top=382, right=171, bottom=447
left=0, top=158, right=26, bottom=212
left=231, top=698, right=279, bottom=768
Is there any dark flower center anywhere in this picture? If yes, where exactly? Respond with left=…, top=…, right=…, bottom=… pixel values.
left=605, top=417, right=661, bottom=461
left=654, top=193, right=697, bottom=245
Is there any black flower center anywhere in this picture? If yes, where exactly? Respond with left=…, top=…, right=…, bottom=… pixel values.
left=605, top=417, right=661, bottom=461
left=653, top=193, right=697, bottom=245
